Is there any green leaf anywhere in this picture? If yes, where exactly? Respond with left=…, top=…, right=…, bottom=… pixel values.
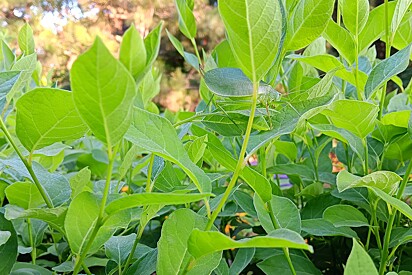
left=8, top=53, right=37, bottom=102
left=247, top=93, right=336, bottom=155
left=302, top=219, right=358, bottom=238
left=166, top=30, right=199, bottom=70
left=288, top=54, right=367, bottom=90
left=65, top=192, right=131, bottom=255
left=391, top=11, right=412, bottom=52
left=69, top=167, right=92, bottom=199
left=204, top=68, right=280, bottom=98
left=359, top=2, right=397, bottom=52
left=118, top=145, right=139, bottom=180
left=344, top=239, right=378, bottom=275
left=0, top=71, right=20, bottom=111
left=229, top=248, right=255, bottom=275
left=157, top=208, right=221, bottom=275
left=105, top=192, right=213, bottom=215
left=105, top=234, right=136, bottom=264
left=125, top=108, right=211, bottom=193
left=4, top=204, right=66, bottom=233
left=5, top=182, right=44, bottom=209
left=341, top=0, right=369, bottom=36
left=254, top=194, right=301, bottom=233
left=258, top=253, right=322, bottom=275
left=18, top=23, right=35, bottom=54
left=323, top=205, right=369, bottom=227
left=389, top=228, right=412, bottom=248
left=391, top=0, right=412, bottom=37
left=126, top=248, right=157, bottom=275
left=286, top=0, right=335, bottom=51
left=187, top=135, right=207, bottom=164
left=143, top=22, right=163, bottom=78
left=0, top=231, right=11, bottom=246
left=71, top=37, right=137, bottom=146
left=120, top=24, right=146, bottom=80
left=1, top=40, right=15, bottom=70
left=337, top=170, right=402, bottom=194
left=16, top=88, right=88, bottom=153
left=365, top=44, right=412, bottom=99
left=323, top=19, right=356, bottom=64
left=175, top=0, right=197, bottom=39
left=218, top=0, right=282, bottom=81
left=207, top=140, right=272, bottom=202
left=0, top=213, right=17, bottom=275
left=321, top=99, right=378, bottom=139
left=370, top=187, right=412, bottom=221
left=11, top=263, right=52, bottom=275
left=188, top=228, right=313, bottom=259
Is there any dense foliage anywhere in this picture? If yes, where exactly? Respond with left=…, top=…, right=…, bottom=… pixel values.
left=0, top=0, right=412, bottom=274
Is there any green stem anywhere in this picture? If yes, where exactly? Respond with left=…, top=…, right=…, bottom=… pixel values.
left=81, top=263, right=93, bottom=275
left=0, top=117, right=53, bottom=208
left=379, top=205, right=395, bottom=275
left=372, top=200, right=383, bottom=250
left=379, top=161, right=412, bottom=275
left=205, top=82, right=259, bottom=231
left=27, top=218, right=36, bottom=264
left=72, top=143, right=119, bottom=275
left=267, top=200, right=297, bottom=275
left=190, top=38, right=202, bottom=68
left=145, top=153, right=156, bottom=193
left=260, top=147, right=267, bottom=178
left=378, top=0, right=391, bottom=119
left=363, top=139, right=369, bottom=175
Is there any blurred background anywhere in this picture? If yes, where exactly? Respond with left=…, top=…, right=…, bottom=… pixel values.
left=0, top=0, right=410, bottom=112
left=0, top=0, right=225, bottom=112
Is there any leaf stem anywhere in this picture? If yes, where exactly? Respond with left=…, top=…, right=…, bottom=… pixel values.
left=205, top=82, right=259, bottom=230
left=0, top=116, right=53, bottom=208
left=145, top=153, right=156, bottom=193
left=190, top=38, right=202, bottom=68
left=363, top=139, right=369, bottom=175
left=72, top=143, right=119, bottom=275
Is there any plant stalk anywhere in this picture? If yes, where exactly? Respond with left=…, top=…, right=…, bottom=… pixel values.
left=0, top=117, right=53, bottom=208
left=72, top=143, right=119, bottom=275
left=205, top=82, right=259, bottom=230
left=378, top=0, right=391, bottom=119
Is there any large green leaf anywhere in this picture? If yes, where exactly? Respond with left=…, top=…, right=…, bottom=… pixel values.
left=344, top=239, right=378, bottom=275
left=391, top=11, right=412, bottom=53
left=341, top=0, right=369, bottom=36
left=105, top=193, right=213, bottom=215
left=65, top=192, right=131, bottom=255
left=0, top=213, right=17, bottom=275
left=229, top=248, right=255, bottom=275
left=69, top=167, right=92, bottom=199
left=71, top=37, right=137, bottom=146
left=323, top=19, right=356, bottom=64
left=365, top=43, right=412, bottom=99
left=16, top=88, right=88, bottom=153
left=125, top=108, right=211, bottom=193
left=321, top=99, right=378, bottom=139
left=0, top=40, right=15, bottom=70
left=337, top=170, right=402, bottom=194
left=254, top=194, right=301, bottom=233
left=175, top=0, right=197, bottom=39
left=218, top=0, right=282, bottom=81
left=323, top=205, right=369, bottom=227
left=119, top=24, right=146, bottom=80
left=157, top=209, right=221, bottom=275
left=188, top=228, right=313, bottom=259
left=5, top=182, right=44, bottom=209
left=18, top=23, right=35, bottom=55
left=204, top=68, right=279, bottom=98
left=286, top=0, right=335, bottom=51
